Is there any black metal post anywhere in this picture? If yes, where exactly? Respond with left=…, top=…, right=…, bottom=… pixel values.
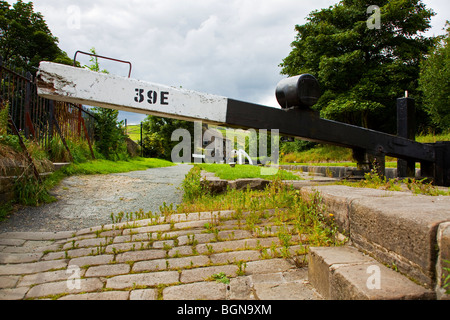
left=140, top=122, right=143, bottom=157
left=397, top=97, right=416, bottom=178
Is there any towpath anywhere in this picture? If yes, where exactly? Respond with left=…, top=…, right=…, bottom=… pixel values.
left=0, top=164, right=193, bottom=233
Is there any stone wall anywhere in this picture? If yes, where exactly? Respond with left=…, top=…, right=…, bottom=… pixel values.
left=0, top=176, right=15, bottom=204
left=0, top=159, right=55, bottom=205
left=0, top=159, right=26, bottom=205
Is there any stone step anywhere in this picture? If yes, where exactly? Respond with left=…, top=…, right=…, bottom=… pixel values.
left=53, top=163, right=71, bottom=171
left=300, top=185, right=450, bottom=295
left=308, top=246, right=436, bottom=300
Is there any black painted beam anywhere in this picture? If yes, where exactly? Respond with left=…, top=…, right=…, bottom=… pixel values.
left=226, top=99, right=435, bottom=163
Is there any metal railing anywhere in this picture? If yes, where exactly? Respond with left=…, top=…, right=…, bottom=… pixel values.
left=73, top=50, right=132, bottom=78
left=0, top=56, right=96, bottom=159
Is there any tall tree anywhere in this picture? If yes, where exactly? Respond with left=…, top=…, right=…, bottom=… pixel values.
left=142, top=115, right=194, bottom=160
left=280, top=0, right=435, bottom=133
left=0, top=0, right=72, bottom=72
left=418, top=23, right=450, bottom=131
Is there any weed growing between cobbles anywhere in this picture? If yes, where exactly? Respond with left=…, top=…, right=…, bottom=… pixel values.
left=111, top=165, right=345, bottom=254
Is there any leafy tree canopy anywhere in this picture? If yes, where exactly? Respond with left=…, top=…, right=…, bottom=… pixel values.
left=418, top=23, right=450, bottom=131
left=280, top=0, right=435, bottom=133
left=92, top=107, right=128, bottom=160
left=0, top=0, right=72, bottom=72
left=142, top=115, right=194, bottom=161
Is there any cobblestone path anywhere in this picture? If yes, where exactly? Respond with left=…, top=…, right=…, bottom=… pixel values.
left=0, top=209, right=322, bottom=300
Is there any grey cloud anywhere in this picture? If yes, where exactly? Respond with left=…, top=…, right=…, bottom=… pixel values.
left=11, top=0, right=448, bottom=125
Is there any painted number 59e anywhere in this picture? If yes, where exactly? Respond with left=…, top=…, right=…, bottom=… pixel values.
left=134, top=88, right=169, bottom=105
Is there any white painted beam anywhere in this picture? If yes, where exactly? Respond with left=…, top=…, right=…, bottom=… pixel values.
left=37, top=62, right=228, bottom=124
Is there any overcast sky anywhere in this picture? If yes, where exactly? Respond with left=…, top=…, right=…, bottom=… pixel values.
left=7, top=0, right=449, bottom=124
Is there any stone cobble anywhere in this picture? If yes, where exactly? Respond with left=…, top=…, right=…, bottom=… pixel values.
left=0, top=210, right=322, bottom=300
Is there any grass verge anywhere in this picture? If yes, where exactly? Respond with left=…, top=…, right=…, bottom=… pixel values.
left=198, top=163, right=302, bottom=181
left=281, top=145, right=353, bottom=164
left=62, top=158, right=174, bottom=175
left=125, top=125, right=141, bottom=143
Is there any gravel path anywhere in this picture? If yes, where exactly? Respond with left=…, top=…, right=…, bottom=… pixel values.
left=0, top=164, right=193, bottom=233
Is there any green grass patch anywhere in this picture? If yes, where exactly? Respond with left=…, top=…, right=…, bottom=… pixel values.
left=62, top=158, right=174, bottom=176
left=125, top=125, right=141, bottom=142
left=416, top=132, right=450, bottom=143
left=281, top=145, right=353, bottom=164
left=198, top=163, right=302, bottom=181
left=179, top=166, right=304, bottom=212
left=0, top=201, right=13, bottom=222
left=281, top=162, right=358, bottom=167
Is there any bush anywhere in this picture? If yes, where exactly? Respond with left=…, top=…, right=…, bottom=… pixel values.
left=280, top=139, right=316, bottom=154
left=282, top=144, right=353, bottom=163
left=14, top=174, right=55, bottom=207
left=181, top=166, right=208, bottom=203
left=141, top=115, right=194, bottom=161
left=91, top=107, right=129, bottom=160
left=419, top=26, right=450, bottom=131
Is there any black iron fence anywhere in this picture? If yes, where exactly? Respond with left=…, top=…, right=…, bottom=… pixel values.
left=0, top=56, right=96, bottom=159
